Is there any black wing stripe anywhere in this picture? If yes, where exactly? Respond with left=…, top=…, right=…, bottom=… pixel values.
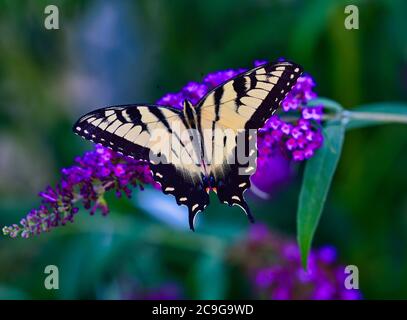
left=248, top=73, right=257, bottom=90
left=148, top=106, right=192, bottom=157
left=232, top=76, right=246, bottom=105
left=148, top=107, right=172, bottom=133
left=75, top=120, right=150, bottom=160
left=214, top=86, right=224, bottom=121
left=210, top=86, right=225, bottom=161
left=126, top=108, right=149, bottom=133
left=147, top=107, right=194, bottom=161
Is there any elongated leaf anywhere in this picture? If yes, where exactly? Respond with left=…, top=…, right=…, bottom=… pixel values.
left=297, top=123, right=345, bottom=268
left=346, top=103, right=407, bottom=130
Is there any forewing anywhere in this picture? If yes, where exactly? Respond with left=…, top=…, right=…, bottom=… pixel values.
left=196, top=60, right=303, bottom=130
left=73, top=104, right=208, bottom=229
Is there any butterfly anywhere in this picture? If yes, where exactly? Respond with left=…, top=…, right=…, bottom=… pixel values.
left=73, top=60, right=303, bottom=230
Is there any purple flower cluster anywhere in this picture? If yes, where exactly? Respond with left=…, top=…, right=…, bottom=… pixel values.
left=232, top=224, right=362, bottom=300
left=258, top=73, right=323, bottom=163
left=3, top=145, right=155, bottom=238
left=3, top=59, right=324, bottom=238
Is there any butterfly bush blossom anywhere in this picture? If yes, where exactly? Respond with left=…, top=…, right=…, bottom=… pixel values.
left=3, top=147, right=155, bottom=238
left=232, top=224, right=362, bottom=300
left=3, top=60, right=324, bottom=238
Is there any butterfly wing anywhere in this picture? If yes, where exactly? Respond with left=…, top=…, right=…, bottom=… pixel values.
left=213, top=129, right=257, bottom=222
left=149, top=161, right=209, bottom=230
left=196, top=60, right=303, bottom=219
left=73, top=104, right=209, bottom=229
left=196, top=60, right=303, bottom=130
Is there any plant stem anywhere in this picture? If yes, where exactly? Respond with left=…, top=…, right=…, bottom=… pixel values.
left=343, top=110, right=407, bottom=124
left=280, top=110, right=407, bottom=124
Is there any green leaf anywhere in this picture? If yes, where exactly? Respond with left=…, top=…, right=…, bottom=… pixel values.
left=297, top=122, right=345, bottom=268
left=346, top=103, right=407, bottom=130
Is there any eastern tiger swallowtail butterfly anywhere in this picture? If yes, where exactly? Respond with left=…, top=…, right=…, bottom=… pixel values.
left=73, top=60, right=303, bottom=230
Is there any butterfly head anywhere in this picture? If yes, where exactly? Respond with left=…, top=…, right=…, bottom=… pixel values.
left=203, top=175, right=217, bottom=194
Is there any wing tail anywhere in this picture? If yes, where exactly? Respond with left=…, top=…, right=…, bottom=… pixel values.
left=215, top=130, right=257, bottom=224
left=150, top=162, right=209, bottom=231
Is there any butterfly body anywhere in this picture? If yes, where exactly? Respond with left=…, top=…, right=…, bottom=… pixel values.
left=73, top=60, right=303, bottom=230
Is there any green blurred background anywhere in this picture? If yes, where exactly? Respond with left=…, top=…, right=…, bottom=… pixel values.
left=0, top=0, right=406, bottom=299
